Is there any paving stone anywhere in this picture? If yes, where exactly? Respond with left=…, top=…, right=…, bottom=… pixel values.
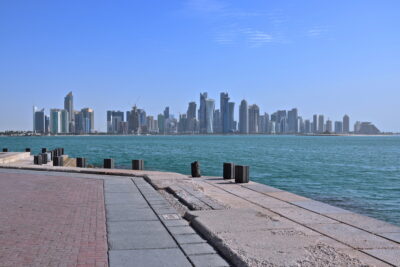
left=106, top=206, right=158, bottom=222
left=153, top=208, right=179, bottom=215
left=181, top=243, right=217, bottom=256
left=292, top=200, right=352, bottom=214
left=242, top=182, right=283, bottom=193
left=308, top=223, right=399, bottom=249
left=325, top=213, right=400, bottom=234
left=109, top=248, right=191, bottom=267
left=168, top=226, right=197, bottom=235
left=108, top=221, right=177, bottom=249
left=106, top=202, right=150, bottom=209
left=188, top=209, right=319, bottom=235
left=380, top=232, right=400, bottom=243
left=266, top=191, right=310, bottom=202
left=160, top=213, right=182, bottom=221
left=189, top=254, right=229, bottom=267
left=163, top=219, right=190, bottom=227
left=105, top=183, right=139, bottom=193
left=105, top=192, right=148, bottom=205
left=175, top=234, right=207, bottom=244
left=362, top=248, right=400, bottom=266
left=270, top=207, right=339, bottom=225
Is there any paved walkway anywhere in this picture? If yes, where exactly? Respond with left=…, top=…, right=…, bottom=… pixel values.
left=0, top=170, right=108, bottom=267
left=0, top=169, right=229, bottom=267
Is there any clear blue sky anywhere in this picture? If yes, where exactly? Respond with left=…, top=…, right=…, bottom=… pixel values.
left=1, top=0, right=399, bottom=132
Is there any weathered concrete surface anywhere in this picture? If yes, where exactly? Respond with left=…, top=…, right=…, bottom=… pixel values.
left=1, top=160, right=400, bottom=266
left=0, top=152, right=31, bottom=164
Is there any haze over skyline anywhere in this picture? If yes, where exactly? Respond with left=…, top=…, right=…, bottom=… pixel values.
left=1, top=0, right=399, bottom=132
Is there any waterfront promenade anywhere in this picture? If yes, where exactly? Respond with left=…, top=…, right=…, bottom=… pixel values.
left=0, top=152, right=399, bottom=266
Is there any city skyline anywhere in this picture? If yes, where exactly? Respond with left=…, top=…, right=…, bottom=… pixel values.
left=1, top=1, right=400, bottom=132
left=30, top=91, right=381, bottom=135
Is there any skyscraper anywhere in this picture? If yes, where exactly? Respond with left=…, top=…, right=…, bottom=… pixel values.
left=335, top=121, right=343, bottom=133
left=107, top=111, right=124, bottom=134
left=205, top=98, right=215, bottom=133
left=163, top=107, right=170, bottom=120
left=228, top=102, right=235, bottom=132
left=343, top=115, right=350, bottom=133
left=239, top=100, right=248, bottom=134
left=313, top=114, right=318, bottom=133
left=128, top=106, right=140, bottom=134
left=199, top=93, right=207, bottom=133
left=318, top=115, right=325, bottom=133
left=50, top=109, right=62, bottom=134
left=34, top=108, right=45, bottom=133
left=81, top=108, right=94, bottom=134
left=60, top=109, right=69, bottom=133
left=213, top=109, right=221, bottom=133
left=186, top=102, right=197, bottom=133
left=187, top=102, right=196, bottom=120
left=326, top=119, right=333, bottom=133
left=259, top=113, right=270, bottom=133
left=287, top=108, right=298, bottom=133
left=158, top=114, right=165, bottom=134
left=220, top=92, right=230, bottom=133
left=304, top=120, right=311, bottom=133
left=248, top=104, right=260, bottom=134
left=64, top=92, right=74, bottom=132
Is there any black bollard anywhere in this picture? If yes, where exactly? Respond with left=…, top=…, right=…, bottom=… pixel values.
left=234, top=165, right=250, bottom=183
left=25, top=148, right=31, bottom=153
left=132, top=160, right=144, bottom=170
left=104, top=159, right=114, bottom=169
left=61, top=148, right=64, bottom=155
left=41, top=153, right=48, bottom=164
left=2, top=148, right=8, bottom=152
left=41, top=148, right=47, bottom=153
left=77, top=157, right=87, bottom=168
left=34, top=155, right=42, bottom=165
left=191, top=161, right=201, bottom=178
left=53, top=156, right=64, bottom=166
left=223, top=162, right=235, bottom=180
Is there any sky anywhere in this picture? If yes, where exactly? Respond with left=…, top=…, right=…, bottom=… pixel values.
left=0, top=0, right=399, bottom=132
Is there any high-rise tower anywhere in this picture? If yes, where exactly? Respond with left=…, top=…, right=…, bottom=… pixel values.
left=239, top=100, right=248, bottom=134
left=343, top=115, right=350, bottom=133
left=220, top=92, right=230, bottom=133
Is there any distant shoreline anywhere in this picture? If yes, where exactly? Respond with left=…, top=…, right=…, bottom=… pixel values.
left=1, top=133, right=399, bottom=137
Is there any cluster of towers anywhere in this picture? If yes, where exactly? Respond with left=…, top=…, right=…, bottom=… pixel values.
left=33, top=92, right=94, bottom=135
left=106, top=92, right=374, bottom=135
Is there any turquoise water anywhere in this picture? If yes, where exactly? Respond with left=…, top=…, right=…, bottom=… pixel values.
left=1, top=135, right=399, bottom=226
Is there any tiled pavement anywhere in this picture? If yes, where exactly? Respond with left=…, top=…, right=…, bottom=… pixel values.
left=0, top=170, right=108, bottom=267
left=0, top=169, right=229, bottom=267
left=106, top=177, right=229, bottom=267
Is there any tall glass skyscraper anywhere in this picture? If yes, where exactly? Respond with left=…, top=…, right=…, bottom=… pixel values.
left=205, top=99, right=215, bottom=134
left=220, top=92, right=230, bottom=133
left=239, top=100, right=248, bottom=134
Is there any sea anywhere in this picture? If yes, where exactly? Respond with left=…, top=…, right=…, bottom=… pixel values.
left=1, top=135, right=399, bottom=226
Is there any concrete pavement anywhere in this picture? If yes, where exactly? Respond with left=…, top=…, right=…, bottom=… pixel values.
left=0, top=168, right=229, bottom=267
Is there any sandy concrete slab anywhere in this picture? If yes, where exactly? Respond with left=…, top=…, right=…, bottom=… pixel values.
left=325, top=212, right=400, bottom=234
left=292, top=200, right=352, bottom=214
left=380, top=232, right=400, bottom=243
left=187, top=208, right=319, bottom=235
left=308, top=223, right=400, bottom=249
left=241, top=182, right=283, bottom=193
left=266, top=191, right=310, bottom=202
left=362, top=248, right=400, bottom=266
left=270, top=207, right=339, bottom=225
